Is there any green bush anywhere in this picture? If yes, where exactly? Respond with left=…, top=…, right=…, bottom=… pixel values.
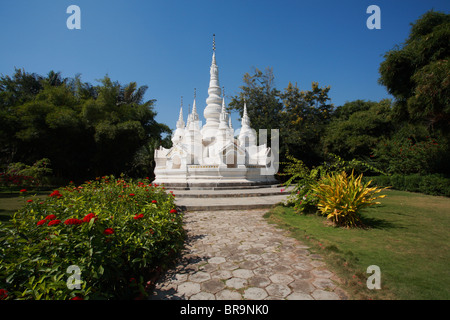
left=0, top=176, right=184, bottom=300
left=372, top=135, right=442, bottom=175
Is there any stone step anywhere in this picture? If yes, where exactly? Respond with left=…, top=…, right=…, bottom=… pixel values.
left=164, top=183, right=283, bottom=191
left=172, top=187, right=292, bottom=211
left=169, top=186, right=292, bottom=198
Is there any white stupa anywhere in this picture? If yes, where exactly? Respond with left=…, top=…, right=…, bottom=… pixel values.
left=153, top=36, right=277, bottom=189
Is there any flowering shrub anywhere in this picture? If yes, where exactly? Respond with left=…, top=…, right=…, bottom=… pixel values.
left=0, top=176, right=184, bottom=300
left=0, top=158, right=52, bottom=190
left=311, top=171, right=387, bottom=227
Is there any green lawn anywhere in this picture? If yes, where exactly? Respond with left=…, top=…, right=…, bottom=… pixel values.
left=265, top=189, right=450, bottom=300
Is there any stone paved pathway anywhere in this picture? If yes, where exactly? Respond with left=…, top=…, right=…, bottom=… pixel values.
left=149, top=209, right=349, bottom=300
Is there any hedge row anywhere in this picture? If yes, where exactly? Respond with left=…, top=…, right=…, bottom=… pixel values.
left=364, top=174, right=450, bottom=197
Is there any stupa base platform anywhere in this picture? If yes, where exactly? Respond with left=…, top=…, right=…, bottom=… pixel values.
left=153, top=166, right=278, bottom=190
left=154, top=180, right=280, bottom=190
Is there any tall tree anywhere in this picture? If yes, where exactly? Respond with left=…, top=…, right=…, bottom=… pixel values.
left=228, top=67, right=283, bottom=132
left=322, top=99, right=394, bottom=160
left=378, top=10, right=449, bottom=175
left=280, top=81, right=334, bottom=166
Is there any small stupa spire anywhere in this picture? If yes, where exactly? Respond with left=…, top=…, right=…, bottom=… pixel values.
left=176, top=96, right=185, bottom=129
left=192, top=88, right=197, bottom=114
left=221, top=87, right=226, bottom=113
left=242, top=99, right=250, bottom=127
left=191, top=88, right=199, bottom=123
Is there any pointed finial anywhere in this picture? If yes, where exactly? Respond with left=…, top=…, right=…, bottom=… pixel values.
left=192, top=94, right=198, bottom=115
left=213, top=34, right=216, bottom=52
left=178, top=105, right=183, bottom=120
left=242, top=98, right=250, bottom=126
left=181, top=96, right=183, bottom=107
left=194, top=88, right=196, bottom=99
left=222, top=86, right=225, bottom=98
left=221, top=96, right=226, bottom=113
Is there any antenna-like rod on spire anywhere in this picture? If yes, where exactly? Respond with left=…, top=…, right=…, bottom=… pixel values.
left=194, top=88, right=196, bottom=99
left=212, top=34, right=216, bottom=52
left=180, top=96, right=183, bottom=107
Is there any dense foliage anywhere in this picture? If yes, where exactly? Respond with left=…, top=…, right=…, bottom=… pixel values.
left=228, top=10, right=449, bottom=178
left=0, top=71, right=171, bottom=182
left=0, top=177, right=184, bottom=300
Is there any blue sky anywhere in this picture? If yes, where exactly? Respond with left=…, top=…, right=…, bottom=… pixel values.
left=0, top=0, right=449, bottom=131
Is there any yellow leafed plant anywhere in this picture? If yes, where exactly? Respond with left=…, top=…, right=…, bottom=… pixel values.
left=311, top=170, right=387, bottom=227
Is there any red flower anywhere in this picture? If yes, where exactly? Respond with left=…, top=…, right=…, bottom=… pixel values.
left=70, top=296, right=83, bottom=300
left=64, top=218, right=83, bottom=225
left=0, top=289, right=8, bottom=300
left=27, top=199, right=33, bottom=203
left=129, top=193, right=135, bottom=197
left=103, top=228, right=114, bottom=235
left=45, top=214, right=57, bottom=220
left=49, top=190, right=62, bottom=198
left=170, top=209, right=177, bottom=214
left=48, top=219, right=61, bottom=226
left=20, top=189, right=27, bottom=193
left=133, top=213, right=144, bottom=220
left=37, top=219, right=46, bottom=226
left=83, top=213, right=97, bottom=223
left=152, top=200, right=157, bottom=204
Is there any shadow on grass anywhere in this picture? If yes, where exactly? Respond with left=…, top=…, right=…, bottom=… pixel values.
left=359, top=215, right=402, bottom=230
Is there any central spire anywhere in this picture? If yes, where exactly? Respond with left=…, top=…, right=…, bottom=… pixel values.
left=202, top=34, right=222, bottom=139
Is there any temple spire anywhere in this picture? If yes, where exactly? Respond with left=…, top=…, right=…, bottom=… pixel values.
left=172, top=96, right=185, bottom=144
left=202, top=34, right=222, bottom=138
left=176, top=97, right=185, bottom=129
left=242, top=99, right=250, bottom=127
left=221, top=87, right=226, bottom=113
left=191, top=89, right=198, bottom=120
